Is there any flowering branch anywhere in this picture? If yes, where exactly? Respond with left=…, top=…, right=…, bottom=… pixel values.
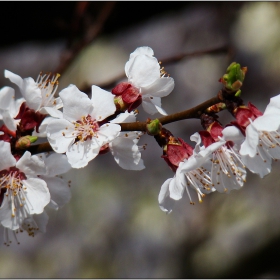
left=24, top=94, right=222, bottom=155
left=1, top=45, right=278, bottom=246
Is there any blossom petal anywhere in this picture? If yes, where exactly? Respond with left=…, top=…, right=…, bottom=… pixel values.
left=98, top=123, right=121, bottom=145
left=142, top=96, right=167, bottom=115
left=127, top=54, right=160, bottom=88
left=222, top=125, right=244, bottom=144
left=125, top=46, right=154, bottom=77
left=39, top=106, right=63, bottom=118
left=47, top=119, right=75, bottom=153
left=33, top=117, right=57, bottom=138
left=263, top=93, right=280, bottom=115
left=0, top=198, right=25, bottom=230
left=158, top=178, right=175, bottom=214
left=252, top=114, right=280, bottom=132
left=16, top=152, right=46, bottom=176
left=110, top=111, right=136, bottom=124
left=60, top=84, right=92, bottom=122
left=0, top=87, right=15, bottom=109
left=4, top=70, right=23, bottom=89
left=6, top=70, right=42, bottom=110
left=22, top=211, right=49, bottom=234
left=1, top=110, right=17, bottom=131
left=240, top=123, right=259, bottom=157
left=66, top=139, right=100, bottom=168
left=23, top=178, right=50, bottom=214
left=0, top=141, right=16, bottom=170
left=90, top=86, right=116, bottom=121
left=241, top=153, right=272, bottom=178
left=21, top=77, right=42, bottom=111
left=44, top=153, right=71, bottom=176
left=141, top=77, right=174, bottom=98
left=41, top=176, right=71, bottom=209
left=109, top=136, right=145, bottom=170
left=170, top=171, right=185, bottom=200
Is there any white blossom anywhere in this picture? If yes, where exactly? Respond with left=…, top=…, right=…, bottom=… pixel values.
left=47, top=84, right=121, bottom=168
left=125, top=46, right=174, bottom=115
left=240, top=94, right=280, bottom=178
left=5, top=70, right=63, bottom=118
left=0, top=141, right=50, bottom=231
left=207, top=126, right=247, bottom=193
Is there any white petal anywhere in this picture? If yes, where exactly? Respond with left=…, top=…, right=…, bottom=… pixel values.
left=59, top=84, right=92, bottom=122
left=253, top=114, right=280, bottom=132
left=0, top=87, right=15, bottom=109
left=141, top=77, right=174, bottom=98
left=125, top=46, right=154, bottom=77
left=41, top=176, right=71, bottom=209
left=110, top=111, right=136, bottom=124
left=222, top=126, right=244, bottom=144
left=263, top=93, right=280, bottom=115
left=39, top=106, right=63, bottom=118
left=21, top=77, right=42, bottom=111
left=0, top=141, right=16, bottom=171
left=127, top=55, right=160, bottom=88
left=98, top=123, right=121, bottom=144
left=1, top=110, right=17, bottom=131
left=4, top=70, right=23, bottom=89
left=0, top=197, right=24, bottom=230
left=44, top=153, right=71, bottom=176
left=22, top=211, right=49, bottom=234
left=47, top=119, right=76, bottom=153
left=33, top=117, right=57, bottom=138
left=23, top=178, right=50, bottom=214
left=241, top=153, right=272, bottom=178
left=109, top=137, right=145, bottom=170
left=158, top=177, right=175, bottom=214
left=142, top=97, right=166, bottom=115
left=90, top=86, right=116, bottom=121
left=240, top=124, right=259, bottom=157
left=66, top=139, right=100, bottom=168
left=169, top=172, right=184, bottom=200
left=16, top=152, right=46, bottom=176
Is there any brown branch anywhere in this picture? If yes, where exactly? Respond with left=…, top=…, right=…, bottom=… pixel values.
left=119, top=95, right=221, bottom=131
left=26, top=93, right=222, bottom=155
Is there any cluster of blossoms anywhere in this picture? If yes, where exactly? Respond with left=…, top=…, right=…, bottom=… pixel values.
left=0, top=46, right=279, bottom=245
left=158, top=64, right=280, bottom=213
left=0, top=47, right=174, bottom=245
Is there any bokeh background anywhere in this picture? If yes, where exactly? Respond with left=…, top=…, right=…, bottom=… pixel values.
left=1, top=1, right=280, bottom=278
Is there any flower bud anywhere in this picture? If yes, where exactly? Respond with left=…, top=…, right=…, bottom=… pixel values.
left=219, top=62, right=247, bottom=92
left=15, top=135, right=38, bottom=150
left=146, top=119, right=162, bottom=136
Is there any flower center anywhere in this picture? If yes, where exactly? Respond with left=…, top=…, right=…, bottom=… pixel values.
left=184, top=166, right=212, bottom=204
left=0, top=167, right=27, bottom=218
left=36, top=72, right=60, bottom=108
left=74, top=115, right=100, bottom=142
left=257, top=130, right=280, bottom=160
left=211, top=145, right=246, bottom=192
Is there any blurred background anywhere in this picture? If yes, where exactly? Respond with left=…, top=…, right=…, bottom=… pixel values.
left=1, top=1, right=280, bottom=278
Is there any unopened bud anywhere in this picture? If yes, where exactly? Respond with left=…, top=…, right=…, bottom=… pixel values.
left=219, top=62, right=247, bottom=92
left=146, top=119, right=162, bottom=136
left=15, top=135, right=38, bottom=149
